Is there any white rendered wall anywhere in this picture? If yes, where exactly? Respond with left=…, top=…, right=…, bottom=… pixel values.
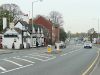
left=2, top=37, right=20, bottom=49
left=3, top=17, right=7, bottom=30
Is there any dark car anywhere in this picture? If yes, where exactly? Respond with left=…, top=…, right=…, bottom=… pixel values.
left=0, top=35, right=2, bottom=49
left=55, top=41, right=66, bottom=49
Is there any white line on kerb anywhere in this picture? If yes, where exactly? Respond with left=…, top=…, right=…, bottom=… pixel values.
left=13, top=57, right=35, bottom=64
left=61, top=48, right=82, bottom=56
left=3, top=59, right=23, bottom=67
left=0, top=66, right=7, bottom=72
left=1, top=64, right=33, bottom=74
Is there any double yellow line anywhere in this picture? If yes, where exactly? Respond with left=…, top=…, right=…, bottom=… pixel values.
left=82, top=51, right=100, bottom=75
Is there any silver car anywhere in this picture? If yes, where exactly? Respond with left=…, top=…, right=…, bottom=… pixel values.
left=84, top=41, right=92, bottom=48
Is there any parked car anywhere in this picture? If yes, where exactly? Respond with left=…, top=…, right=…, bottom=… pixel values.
left=84, top=41, right=92, bottom=48
left=0, top=34, right=2, bottom=49
left=55, top=41, right=66, bottom=49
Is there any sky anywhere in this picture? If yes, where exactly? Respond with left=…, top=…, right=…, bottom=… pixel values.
left=0, top=0, right=100, bottom=33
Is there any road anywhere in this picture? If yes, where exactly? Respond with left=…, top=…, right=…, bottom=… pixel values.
left=0, top=44, right=98, bottom=75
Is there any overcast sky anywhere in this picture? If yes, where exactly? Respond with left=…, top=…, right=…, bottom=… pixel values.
left=0, top=0, right=100, bottom=33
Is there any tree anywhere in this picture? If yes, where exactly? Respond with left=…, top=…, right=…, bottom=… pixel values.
left=59, top=28, right=67, bottom=41
left=0, top=9, right=13, bottom=32
left=49, top=11, right=64, bottom=26
left=0, top=3, right=24, bottom=32
left=0, top=4, right=24, bottom=21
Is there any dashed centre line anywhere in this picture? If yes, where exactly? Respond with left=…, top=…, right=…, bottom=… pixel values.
left=61, top=48, right=82, bottom=56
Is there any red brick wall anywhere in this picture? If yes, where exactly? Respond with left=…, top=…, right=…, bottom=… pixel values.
left=30, top=16, right=52, bottom=34
left=52, top=26, right=59, bottom=44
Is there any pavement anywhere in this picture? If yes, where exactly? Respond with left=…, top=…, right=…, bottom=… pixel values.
left=0, top=45, right=64, bottom=56
left=0, top=46, right=48, bottom=55
left=0, top=50, right=13, bottom=55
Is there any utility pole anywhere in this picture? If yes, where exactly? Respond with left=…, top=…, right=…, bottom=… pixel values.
left=98, top=17, right=99, bottom=38
left=31, top=0, right=43, bottom=47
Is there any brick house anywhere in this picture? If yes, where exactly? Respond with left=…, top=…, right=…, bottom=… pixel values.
left=52, top=26, right=59, bottom=44
left=29, top=15, right=59, bottom=45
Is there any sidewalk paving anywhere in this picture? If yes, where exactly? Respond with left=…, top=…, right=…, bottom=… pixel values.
left=0, top=49, right=13, bottom=55
left=0, top=46, right=49, bottom=55
left=0, top=45, right=65, bottom=55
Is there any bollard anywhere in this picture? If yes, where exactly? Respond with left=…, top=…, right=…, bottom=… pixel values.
left=56, top=43, right=61, bottom=53
left=47, top=45, right=52, bottom=53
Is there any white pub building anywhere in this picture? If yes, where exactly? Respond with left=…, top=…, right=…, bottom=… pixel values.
left=2, top=17, right=44, bottom=49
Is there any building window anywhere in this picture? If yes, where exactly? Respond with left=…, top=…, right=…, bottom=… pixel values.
left=4, top=34, right=18, bottom=37
left=24, top=37, right=26, bottom=42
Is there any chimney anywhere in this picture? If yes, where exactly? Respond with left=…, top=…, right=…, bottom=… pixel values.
left=3, top=17, right=7, bottom=30
left=23, top=14, right=29, bottom=24
left=9, top=22, right=14, bottom=29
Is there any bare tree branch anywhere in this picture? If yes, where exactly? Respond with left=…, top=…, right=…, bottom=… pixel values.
left=49, top=11, right=64, bottom=26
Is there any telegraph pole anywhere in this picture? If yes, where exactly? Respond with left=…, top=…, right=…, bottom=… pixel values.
left=98, top=17, right=99, bottom=38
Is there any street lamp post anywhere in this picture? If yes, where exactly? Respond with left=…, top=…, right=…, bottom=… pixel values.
left=98, top=17, right=99, bottom=38
left=32, top=0, right=42, bottom=29
left=31, top=0, right=42, bottom=47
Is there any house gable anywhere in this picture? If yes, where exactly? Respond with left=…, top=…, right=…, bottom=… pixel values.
left=30, top=15, right=52, bottom=33
left=14, top=22, right=26, bottom=30
left=15, top=21, right=32, bottom=34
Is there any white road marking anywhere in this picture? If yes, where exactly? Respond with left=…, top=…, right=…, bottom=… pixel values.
left=24, top=56, right=45, bottom=61
left=24, top=55, right=56, bottom=62
left=39, top=54, right=54, bottom=56
left=82, top=51, right=100, bottom=75
left=29, top=54, right=49, bottom=58
left=1, top=64, right=33, bottom=74
left=31, top=53, right=40, bottom=55
left=3, top=59, right=23, bottom=67
left=61, top=48, right=82, bottom=56
left=30, top=53, right=54, bottom=57
left=0, top=66, right=7, bottom=72
left=13, top=57, right=35, bottom=64
left=43, top=57, right=56, bottom=61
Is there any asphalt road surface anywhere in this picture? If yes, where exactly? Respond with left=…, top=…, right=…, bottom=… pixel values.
left=0, top=44, right=98, bottom=75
